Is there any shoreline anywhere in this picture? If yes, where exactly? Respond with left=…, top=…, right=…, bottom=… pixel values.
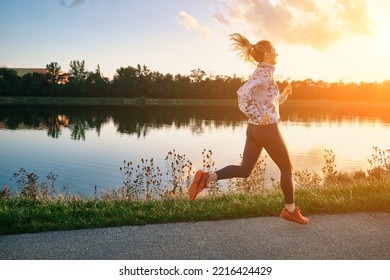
left=1, top=96, right=389, bottom=106
left=0, top=96, right=237, bottom=106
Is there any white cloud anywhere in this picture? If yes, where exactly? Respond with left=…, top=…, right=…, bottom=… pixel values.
left=178, top=11, right=211, bottom=37
left=215, top=0, right=374, bottom=49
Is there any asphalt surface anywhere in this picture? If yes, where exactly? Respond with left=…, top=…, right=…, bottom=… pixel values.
left=1, top=212, right=390, bottom=260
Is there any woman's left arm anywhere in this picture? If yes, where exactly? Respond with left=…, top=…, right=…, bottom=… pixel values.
left=279, top=84, right=292, bottom=104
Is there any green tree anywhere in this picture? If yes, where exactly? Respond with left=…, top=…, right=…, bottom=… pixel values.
left=86, top=65, right=108, bottom=84
left=112, top=66, right=138, bottom=97
left=0, top=68, right=23, bottom=95
left=66, top=60, right=89, bottom=95
left=69, top=60, right=88, bottom=84
left=173, top=74, right=191, bottom=98
left=189, top=68, right=206, bottom=83
left=46, top=62, right=62, bottom=84
left=112, top=64, right=153, bottom=97
left=136, top=64, right=151, bottom=78
left=86, top=65, right=109, bottom=96
left=22, top=72, right=49, bottom=96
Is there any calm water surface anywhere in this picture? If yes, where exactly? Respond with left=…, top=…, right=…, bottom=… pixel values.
left=1, top=102, right=389, bottom=196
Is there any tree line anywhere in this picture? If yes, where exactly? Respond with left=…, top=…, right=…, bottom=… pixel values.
left=1, top=61, right=389, bottom=101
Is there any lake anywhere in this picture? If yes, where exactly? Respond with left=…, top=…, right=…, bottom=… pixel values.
left=1, top=100, right=389, bottom=197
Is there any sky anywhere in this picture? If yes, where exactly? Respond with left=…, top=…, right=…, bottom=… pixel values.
left=1, top=0, right=389, bottom=83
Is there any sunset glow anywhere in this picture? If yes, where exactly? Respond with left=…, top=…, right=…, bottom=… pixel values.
left=1, top=0, right=389, bottom=83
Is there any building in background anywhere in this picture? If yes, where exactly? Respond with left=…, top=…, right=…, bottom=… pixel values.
left=6, top=68, right=69, bottom=84
left=11, top=68, right=47, bottom=76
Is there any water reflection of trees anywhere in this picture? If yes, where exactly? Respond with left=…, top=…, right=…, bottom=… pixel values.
left=0, top=105, right=109, bottom=140
left=46, top=115, right=64, bottom=138
left=0, top=102, right=389, bottom=140
left=0, top=104, right=246, bottom=140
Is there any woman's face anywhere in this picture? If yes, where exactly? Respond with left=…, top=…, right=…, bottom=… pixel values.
left=265, top=44, right=278, bottom=65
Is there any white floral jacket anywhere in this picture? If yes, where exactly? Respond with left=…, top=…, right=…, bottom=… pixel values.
left=237, top=62, right=287, bottom=125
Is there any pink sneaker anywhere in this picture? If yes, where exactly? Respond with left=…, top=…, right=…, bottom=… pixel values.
left=189, top=170, right=209, bottom=201
left=280, top=206, right=309, bottom=224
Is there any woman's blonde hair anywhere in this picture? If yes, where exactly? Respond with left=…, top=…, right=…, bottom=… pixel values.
left=229, top=33, right=272, bottom=64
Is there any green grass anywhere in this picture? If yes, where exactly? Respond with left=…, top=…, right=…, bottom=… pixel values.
left=1, top=180, right=389, bottom=235
left=1, top=147, right=389, bottom=235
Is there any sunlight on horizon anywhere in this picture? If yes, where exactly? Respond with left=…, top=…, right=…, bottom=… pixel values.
left=1, top=1, right=390, bottom=83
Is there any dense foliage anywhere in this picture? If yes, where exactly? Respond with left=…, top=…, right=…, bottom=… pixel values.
left=1, top=61, right=390, bottom=100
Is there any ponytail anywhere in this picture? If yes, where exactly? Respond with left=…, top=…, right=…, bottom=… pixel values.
left=230, top=33, right=271, bottom=64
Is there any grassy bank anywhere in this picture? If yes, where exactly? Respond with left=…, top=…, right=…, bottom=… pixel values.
left=1, top=148, right=389, bottom=235
left=1, top=179, right=389, bottom=235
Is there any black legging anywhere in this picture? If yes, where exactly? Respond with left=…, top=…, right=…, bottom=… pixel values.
left=215, top=124, right=294, bottom=204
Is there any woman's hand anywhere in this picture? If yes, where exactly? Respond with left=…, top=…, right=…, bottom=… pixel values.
left=259, top=113, right=271, bottom=125
left=282, top=84, right=293, bottom=96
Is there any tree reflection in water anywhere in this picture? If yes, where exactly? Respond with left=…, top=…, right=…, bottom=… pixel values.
left=0, top=104, right=245, bottom=139
left=1, top=102, right=390, bottom=140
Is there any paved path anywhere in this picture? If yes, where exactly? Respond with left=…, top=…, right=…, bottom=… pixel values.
left=1, top=212, right=389, bottom=260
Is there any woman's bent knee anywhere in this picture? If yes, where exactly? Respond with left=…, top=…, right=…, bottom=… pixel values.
left=240, top=168, right=253, bottom=178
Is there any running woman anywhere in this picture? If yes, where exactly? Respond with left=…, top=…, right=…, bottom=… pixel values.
left=189, top=33, right=309, bottom=225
